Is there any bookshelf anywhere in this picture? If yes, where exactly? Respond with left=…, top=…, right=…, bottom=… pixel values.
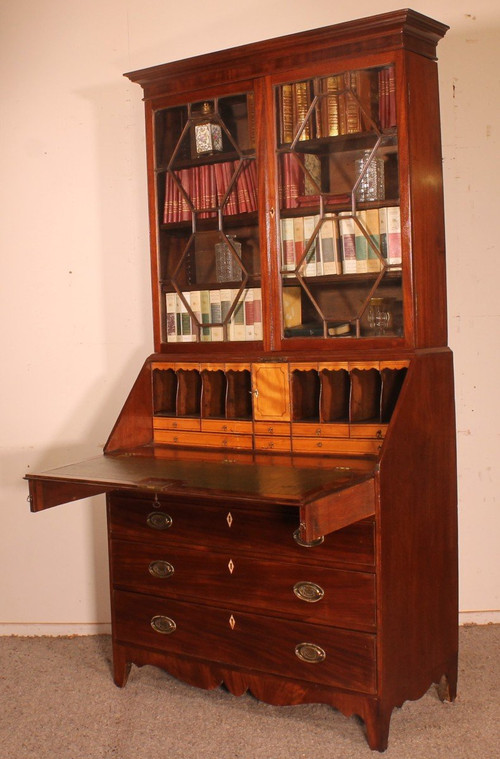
left=26, top=10, right=457, bottom=752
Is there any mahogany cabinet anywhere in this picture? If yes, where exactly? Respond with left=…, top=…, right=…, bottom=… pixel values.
left=26, top=9, right=457, bottom=751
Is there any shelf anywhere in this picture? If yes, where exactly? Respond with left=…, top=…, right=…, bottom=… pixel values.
left=156, top=147, right=255, bottom=173
left=159, top=211, right=258, bottom=232
left=281, top=271, right=402, bottom=286
left=278, top=128, right=398, bottom=154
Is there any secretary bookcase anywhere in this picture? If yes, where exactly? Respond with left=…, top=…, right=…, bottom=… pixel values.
left=26, top=10, right=457, bottom=751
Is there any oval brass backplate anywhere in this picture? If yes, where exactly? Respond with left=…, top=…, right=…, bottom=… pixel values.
left=293, top=581, right=325, bottom=603
left=148, top=560, right=174, bottom=579
left=151, top=615, right=176, bottom=635
left=146, top=511, right=173, bottom=530
left=295, top=642, right=326, bottom=664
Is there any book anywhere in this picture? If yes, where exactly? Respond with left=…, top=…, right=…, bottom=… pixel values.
left=328, top=322, right=351, bottom=336
left=165, top=292, right=178, bottom=342
left=321, top=74, right=342, bottom=137
left=386, top=206, right=402, bottom=267
left=354, top=211, right=369, bottom=273
left=320, top=216, right=341, bottom=275
left=243, top=288, right=255, bottom=341
left=282, top=286, right=302, bottom=328
left=284, top=322, right=323, bottom=337
left=280, top=152, right=304, bottom=208
left=178, top=292, right=194, bottom=342
left=280, top=83, right=294, bottom=143
left=302, top=215, right=319, bottom=277
left=281, top=217, right=295, bottom=272
left=293, top=81, right=313, bottom=141
left=220, top=288, right=232, bottom=340
left=229, top=291, right=246, bottom=341
left=252, top=287, right=263, bottom=340
left=199, top=290, right=211, bottom=341
left=364, top=207, right=382, bottom=272
left=209, top=289, right=223, bottom=341
left=189, top=289, right=202, bottom=340
left=303, top=153, right=321, bottom=196
left=339, top=212, right=357, bottom=274
left=293, top=216, right=304, bottom=274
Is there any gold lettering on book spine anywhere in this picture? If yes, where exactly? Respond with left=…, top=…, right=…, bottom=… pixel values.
left=281, top=84, right=293, bottom=143
left=294, top=82, right=312, bottom=141
left=323, top=75, right=341, bottom=137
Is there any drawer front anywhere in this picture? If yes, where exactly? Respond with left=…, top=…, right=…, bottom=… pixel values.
left=292, top=422, right=350, bottom=438
left=154, top=429, right=253, bottom=450
left=110, top=539, right=376, bottom=631
left=201, top=419, right=253, bottom=434
left=113, top=590, right=376, bottom=694
left=254, top=421, right=291, bottom=436
left=292, top=437, right=382, bottom=456
left=108, top=496, right=375, bottom=569
left=153, top=417, right=201, bottom=432
left=254, top=436, right=292, bottom=452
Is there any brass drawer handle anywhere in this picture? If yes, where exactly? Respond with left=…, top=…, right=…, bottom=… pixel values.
left=293, top=581, right=324, bottom=603
left=295, top=642, right=326, bottom=664
left=146, top=511, right=173, bottom=530
left=149, top=560, right=174, bottom=578
left=151, top=615, right=176, bottom=635
left=293, top=527, right=324, bottom=548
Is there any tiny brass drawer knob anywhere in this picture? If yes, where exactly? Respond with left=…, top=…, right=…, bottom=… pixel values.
left=148, top=560, right=174, bottom=578
left=293, top=527, right=324, bottom=548
left=295, top=642, right=326, bottom=664
left=146, top=511, right=173, bottom=530
left=151, top=615, right=176, bottom=635
left=293, top=581, right=325, bottom=603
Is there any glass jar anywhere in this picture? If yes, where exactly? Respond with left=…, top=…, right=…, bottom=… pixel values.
left=215, top=236, right=242, bottom=282
left=355, top=150, right=385, bottom=202
left=367, top=297, right=393, bottom=335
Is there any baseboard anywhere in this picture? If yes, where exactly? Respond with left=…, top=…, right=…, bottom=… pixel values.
left=459, top=610, right=500, bottom=625
left=0, top=623, right=112, bottom=636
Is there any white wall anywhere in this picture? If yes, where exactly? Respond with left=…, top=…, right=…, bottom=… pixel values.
left=1, top=0, right=498, bottom=633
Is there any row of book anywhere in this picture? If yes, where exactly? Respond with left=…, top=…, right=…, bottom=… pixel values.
left=163, top=160, right=258, bottom=224
left=281, top=207, right=402, bottom=277
left=279, top=66, right=396, bottom=144
left=165, top=288, right=263, bottom=342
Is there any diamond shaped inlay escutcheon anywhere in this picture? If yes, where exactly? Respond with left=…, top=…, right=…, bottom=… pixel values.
left=228, top=559, right=235, bottom=574
left=226, top=512, right=233, bottom=528
left=229, top=615, right=236, bottom=630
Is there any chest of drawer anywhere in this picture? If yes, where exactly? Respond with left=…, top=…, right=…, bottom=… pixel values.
left=113, top=589, right=376, bottom=695
left=107, top=494, right=375, bottom=570
left=110, top=539, right=376, bottom=631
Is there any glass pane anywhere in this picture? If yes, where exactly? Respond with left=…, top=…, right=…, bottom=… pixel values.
left=276, top=65, right=401, bottom=340
left=155, top=91, right=259, bottom=344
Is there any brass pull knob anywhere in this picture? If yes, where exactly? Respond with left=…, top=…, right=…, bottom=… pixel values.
left=146, top=512, right=173, bottom=531
left=293, top=581, right=324, bottom=603
left=149, top=560, right=174, bottom=578
left=293, top=527, right=324, bottom=548
left=295, top=642, right=326, bottom=664
left=151, top=615, right=176, bottom=635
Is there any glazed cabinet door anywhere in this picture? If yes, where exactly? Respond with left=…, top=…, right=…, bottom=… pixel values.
left=273, top=58, right=405, bottom=347
left=150, top=85, right=264, bottom=350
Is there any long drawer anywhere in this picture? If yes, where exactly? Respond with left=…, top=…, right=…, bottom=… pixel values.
left=107, top=495, right=375, bottom=570
left=113, top=589, right=377, bottom=694
left=110, top=539, right=376, bottom=631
